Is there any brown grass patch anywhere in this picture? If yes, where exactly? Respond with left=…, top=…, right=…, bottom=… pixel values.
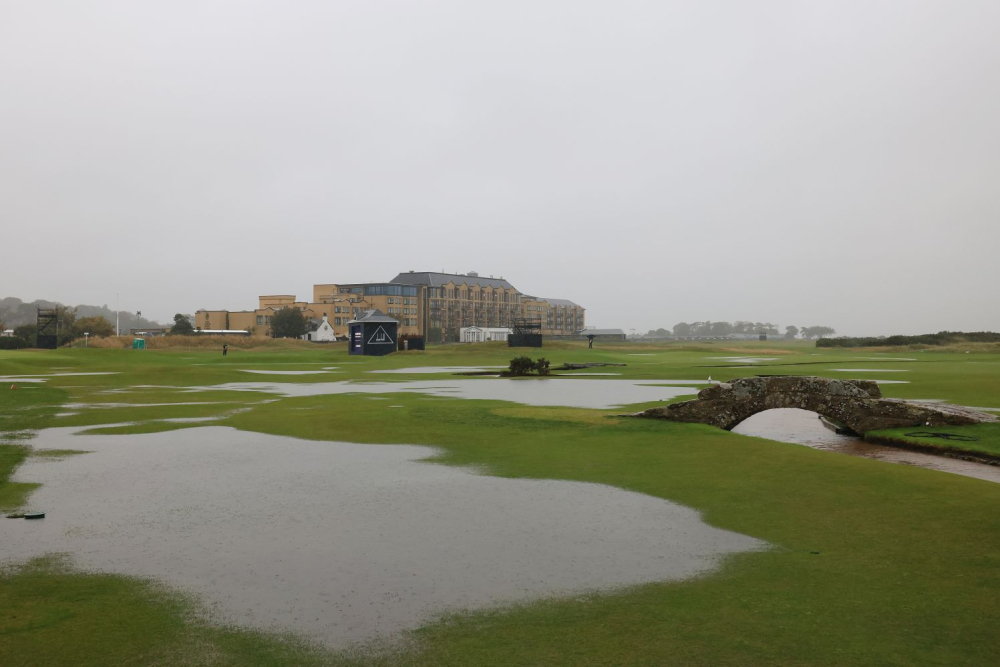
left=72, top=335, right=328, bottom=351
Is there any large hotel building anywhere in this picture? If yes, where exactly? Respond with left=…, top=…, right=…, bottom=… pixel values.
left=195, top=271, right=585, bottom=342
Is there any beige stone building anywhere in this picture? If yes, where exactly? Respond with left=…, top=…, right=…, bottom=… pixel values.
left=195, top=271, right=584, bottom=342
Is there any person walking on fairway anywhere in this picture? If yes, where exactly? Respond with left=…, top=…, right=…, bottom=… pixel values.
left=222, top=343, right=228, bottom=357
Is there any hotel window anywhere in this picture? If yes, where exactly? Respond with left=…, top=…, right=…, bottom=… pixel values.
left=256, top=315, right=263, bottom=325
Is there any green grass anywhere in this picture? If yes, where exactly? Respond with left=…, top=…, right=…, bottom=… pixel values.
left=3, top=342, right=1000, bottom=665
left=0, top=440, right=35, bottom=511
left=868, top=422, right=1000, bottom=458
left=0, top=383, right=64, bottom=512
left=28, top=449, right=90, bottom=458
left=0, top=556, right=342, bottom=667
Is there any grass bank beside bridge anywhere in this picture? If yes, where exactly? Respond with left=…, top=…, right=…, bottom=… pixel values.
left=2, top=341, right=1000, bottom=666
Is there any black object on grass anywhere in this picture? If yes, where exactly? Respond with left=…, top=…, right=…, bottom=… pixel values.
left=903, top=431, right=979, bottom=442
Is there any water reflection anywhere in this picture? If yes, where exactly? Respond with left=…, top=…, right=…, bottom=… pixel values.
left=732, top=408, right=1000, bottom=484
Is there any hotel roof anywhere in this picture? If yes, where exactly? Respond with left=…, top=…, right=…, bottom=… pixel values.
left=539, top=297, right=582, bottom=308
left=390, top=271, right=517, bottom=290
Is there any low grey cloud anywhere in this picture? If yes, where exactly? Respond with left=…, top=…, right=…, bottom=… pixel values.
left=2, top=1, right=998, bottom=335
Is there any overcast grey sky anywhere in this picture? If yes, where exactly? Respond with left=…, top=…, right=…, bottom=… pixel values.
left=2, top=1, right=998, bottom=335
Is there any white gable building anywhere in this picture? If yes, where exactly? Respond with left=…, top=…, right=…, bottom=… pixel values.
left=304, top=315, right=338, bottom=342
left=460, top=326, right=512, bottom=343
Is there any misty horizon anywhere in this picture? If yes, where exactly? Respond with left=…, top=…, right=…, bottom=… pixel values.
left=3, top=1, right=999, bottom=337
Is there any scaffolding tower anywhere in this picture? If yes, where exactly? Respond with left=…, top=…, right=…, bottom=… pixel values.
left=509, top=317, right=543, bottom=348
left=36, top=308, right=59, bottom=349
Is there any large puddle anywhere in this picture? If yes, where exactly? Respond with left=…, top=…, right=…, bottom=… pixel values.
left=2, top=426, right=763, bottom=646
left=367, top=366, right=507, bottom=374
left=183, top=379, right=708, bottom=409
left=240, top=369, right=340, bottom=375
left=733, top=408, right=1000, bottom=484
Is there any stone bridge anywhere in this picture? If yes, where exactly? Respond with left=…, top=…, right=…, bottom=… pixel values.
left=633, top=376, right=997, bottom=435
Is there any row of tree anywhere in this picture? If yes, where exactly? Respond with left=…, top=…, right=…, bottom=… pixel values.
left=643, top=322, right=836, bottom=339
left=1, top=311, right=197, bottom=348
left=817, top=331, right=1000, bottom=348
left=0, top=297, right=166, bottom=332
left=0, top=305, right=312, bottom=347
left=2, top=305, right=117, bottom=348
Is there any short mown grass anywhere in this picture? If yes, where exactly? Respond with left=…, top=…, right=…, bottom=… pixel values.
left=869, top=422, right=1000, bottom=459
left=0, top=556, right=342, bottom=667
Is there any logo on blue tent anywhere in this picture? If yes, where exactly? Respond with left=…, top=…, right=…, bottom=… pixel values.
left=367, top=326, right=395, bottom=345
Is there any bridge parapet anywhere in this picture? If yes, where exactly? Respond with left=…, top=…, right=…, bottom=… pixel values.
left=634, top=376, right=996, bottom=434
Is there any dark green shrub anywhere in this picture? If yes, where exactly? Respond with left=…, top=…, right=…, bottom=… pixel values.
left=509, top=356, right=536, bottom=376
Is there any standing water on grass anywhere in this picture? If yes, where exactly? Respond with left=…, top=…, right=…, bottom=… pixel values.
left=733, top=408, right=1000, bottom=484
left=2, top=426, right=764, bottom=647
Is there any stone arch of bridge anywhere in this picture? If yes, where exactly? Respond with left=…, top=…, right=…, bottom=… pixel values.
left=719, top=393, right=857, bottom=432
left=632, top=376, right=995, bottom=435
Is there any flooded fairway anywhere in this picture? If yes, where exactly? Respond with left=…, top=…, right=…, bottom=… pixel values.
left=239, top=369, right=340, bottom=375
left=367, top=366, right=507, bottom=374
left=2, top=426, right=764, bottom=647
left=184, top=378, right=708, bottom=409
left=733, top=408, right=1000, bottom=484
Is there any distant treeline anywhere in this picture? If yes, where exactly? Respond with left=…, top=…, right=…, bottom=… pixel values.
left=645, top=322, right=836, bottom=340
left=817, top=331, right=1000, bottom=348
left=0, top=297, right=166, bottom=331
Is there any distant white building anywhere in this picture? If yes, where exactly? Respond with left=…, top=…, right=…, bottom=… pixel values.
left=460, top=326, right=512, bottom=343
left=304, top=315, right=337, bottom=342
left=0, top=329, right=14, bottom=338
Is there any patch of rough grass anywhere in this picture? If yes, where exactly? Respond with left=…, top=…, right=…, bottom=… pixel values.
left=30, top=449, right=91, bottom=458
left=78, top=421, right=207, bottom=436
left=490, top=405, right=616, bottom=425
left=0, top=445, right=33, bottom=511
left=0, top=387, right=67, bottom=512
left=0, top=480, right=40, bottom=512
left=0, top=438, right=41, bottom=512
left=77, top=335, right=325, bottom=351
